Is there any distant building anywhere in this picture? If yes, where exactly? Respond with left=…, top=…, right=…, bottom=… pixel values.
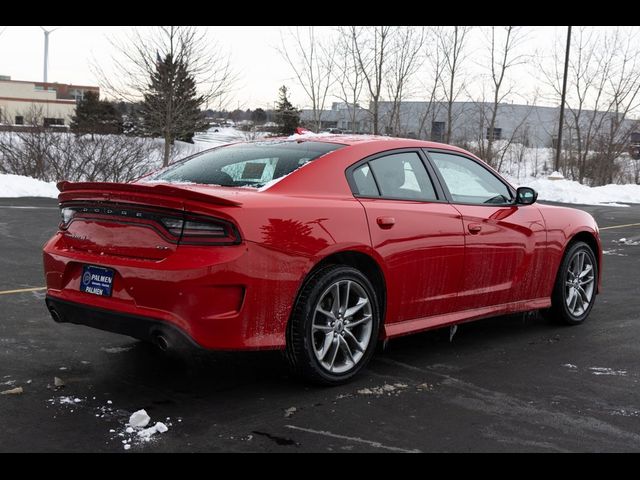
left=0, top=76, right=99, bottom=127
left=301, top=101, right=639, bottom=149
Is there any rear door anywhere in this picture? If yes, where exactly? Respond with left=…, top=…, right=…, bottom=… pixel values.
left=425, top=149, right=546, bottom=310
left=348, top=149, right=465, bottom=324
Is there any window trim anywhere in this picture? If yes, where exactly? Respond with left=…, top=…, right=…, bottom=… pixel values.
left=345, top=148, right=447, bottom=203
left=423, top=148, right=517, bottom=207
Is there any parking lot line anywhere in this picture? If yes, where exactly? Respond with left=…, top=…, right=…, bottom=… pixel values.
left=600, top=222, right=640, bottom=231
left=0, top=286, right=46, bottom=296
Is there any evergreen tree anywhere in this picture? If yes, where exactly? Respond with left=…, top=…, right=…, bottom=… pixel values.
left=251, top=108, right=267, bottom=125
left=140, top=53, right=206, bottom=165
left=274, top=86, right=300, bottom=135
left=71, top=91, right=123, bottom=136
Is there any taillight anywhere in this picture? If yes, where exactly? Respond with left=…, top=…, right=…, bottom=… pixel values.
left=59, top=203, right=240, bottom=246
left=160, top=216, right=240, bottom=245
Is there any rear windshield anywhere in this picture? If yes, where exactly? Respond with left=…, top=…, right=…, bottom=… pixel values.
left=149, top=141, right=344, bottom=188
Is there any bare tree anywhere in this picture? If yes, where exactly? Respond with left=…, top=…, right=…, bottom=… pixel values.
left=477, top=26, right=529, bottom=165
left=93, top=26, right=235, bottom=166
left=351, top=26, right=395, bottom=135
left=279, top=27, right=336, bottom=132
left=384, top=27, right=425, bottom=136
left=333, top=27, right=365, bottom=132
left=540, top=27, right=640, bottom=184
left=437, top=26, right=471, bottom=144
left=416, top=27, right=447, bottom=140
left=592, top=28, right=640, bottom=185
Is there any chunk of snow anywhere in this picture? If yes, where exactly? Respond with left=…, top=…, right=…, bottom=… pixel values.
left=129, top=409, right=151, bottom=428
left=125, top=427, right=134, bottom=433
left=124, top=444, right=131, bottom=450
left=137, top=422, right=168, bottom=440
left=0, top=386, right=23, bottom=395
left=155, top=422, right=168, bottom=433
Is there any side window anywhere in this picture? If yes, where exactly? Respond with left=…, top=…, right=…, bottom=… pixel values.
left=429, top=151, right=512, bottom=205
left=368, top=152, right=437, bottom=201
left=352, top=164, right=379, bottom=197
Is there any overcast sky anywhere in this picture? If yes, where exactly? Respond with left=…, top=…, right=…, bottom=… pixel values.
left=0, top=26, right=628, bottom=111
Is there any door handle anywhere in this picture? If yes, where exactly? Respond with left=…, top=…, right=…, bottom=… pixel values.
left=468, top=223, right=482, bottom=234
left=376, top=216, right=396, bottom=229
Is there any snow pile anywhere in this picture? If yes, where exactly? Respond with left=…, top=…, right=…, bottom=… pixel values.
left=506, top=174, right=640, bottom=207
left=0, top=174, right=59, bottom=198
left=193, top=126, right=253, bottom=147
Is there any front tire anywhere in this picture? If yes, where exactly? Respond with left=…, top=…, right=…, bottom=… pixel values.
left=550, top=241, right=598, bottom=325
left=285, top=265, right=380, bottom=385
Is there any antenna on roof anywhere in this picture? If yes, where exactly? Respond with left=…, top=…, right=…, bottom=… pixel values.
left=40, top=26, right=60, bottom=83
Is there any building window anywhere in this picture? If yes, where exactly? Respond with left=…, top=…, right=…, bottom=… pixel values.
left=15, top=116, right=24, bottom=125
left=431, top=121, right=445, bottom=142
left=486, top=127, right=502, bottom=141
left=43, top=118, right=65, bottom=126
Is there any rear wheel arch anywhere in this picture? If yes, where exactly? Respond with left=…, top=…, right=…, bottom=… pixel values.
left=291, top=250, right=387, bottom=330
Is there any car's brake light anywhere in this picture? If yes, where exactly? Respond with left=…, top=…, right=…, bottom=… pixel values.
left=160, top=216, right=240, bottom=245
left=59, top=203, right=240, bottom=246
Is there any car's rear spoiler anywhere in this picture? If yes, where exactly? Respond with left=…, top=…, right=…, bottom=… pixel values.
left=56, top=181, right=243, bottom=207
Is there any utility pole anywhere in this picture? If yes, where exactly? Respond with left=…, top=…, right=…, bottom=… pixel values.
left=40, top=26, right=59, bottom=83
left=555, top=25, right=572, bottom=173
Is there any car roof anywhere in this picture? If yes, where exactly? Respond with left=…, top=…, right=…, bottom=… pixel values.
left=278, top=134, right=475, bottom=156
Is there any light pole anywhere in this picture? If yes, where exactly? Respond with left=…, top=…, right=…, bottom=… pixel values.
left=555, top=25, right=572, bottom=173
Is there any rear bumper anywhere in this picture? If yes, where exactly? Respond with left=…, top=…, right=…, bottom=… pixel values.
left=45, top=296, right=198, bottom=352
left=42, top=234, right=304, bottom=350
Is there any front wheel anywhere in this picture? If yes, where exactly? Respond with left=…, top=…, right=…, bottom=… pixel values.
left=550, top=241, right=598, bottom=325
left=285, top=265, right=380, bottom=385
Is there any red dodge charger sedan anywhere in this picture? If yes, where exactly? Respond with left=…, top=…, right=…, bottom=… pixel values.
left=43, top=136, right=602, bottom=384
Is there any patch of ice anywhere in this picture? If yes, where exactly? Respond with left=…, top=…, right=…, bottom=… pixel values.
left=357, top=383, right=409, bottom=396
left=589, top=367, right=627, bottom=376
left=101, top=346, right=134, bottom=354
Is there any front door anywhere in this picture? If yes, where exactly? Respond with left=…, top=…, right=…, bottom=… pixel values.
left=426, top=150, right=546, bottom=310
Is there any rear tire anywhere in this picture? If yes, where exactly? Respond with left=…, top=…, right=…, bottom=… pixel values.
left=285, top=265, right=380, bottom=385
left=549, top=241, right=598, bottom=325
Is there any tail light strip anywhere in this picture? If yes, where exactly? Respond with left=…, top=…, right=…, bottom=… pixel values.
left=59, top=203, right=241, bottom=246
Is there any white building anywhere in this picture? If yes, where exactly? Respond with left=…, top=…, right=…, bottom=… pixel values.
left=0, top=76, right=99, bottom=127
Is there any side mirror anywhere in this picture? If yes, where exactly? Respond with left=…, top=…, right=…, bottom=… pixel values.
left=516, top=186, right=537, bottom=205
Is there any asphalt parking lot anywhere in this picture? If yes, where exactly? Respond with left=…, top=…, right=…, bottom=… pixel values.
left=1, top=197, right=639, bottom=452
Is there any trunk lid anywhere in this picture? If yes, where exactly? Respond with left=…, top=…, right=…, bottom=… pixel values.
left=57, top=181, right=246, bottom=260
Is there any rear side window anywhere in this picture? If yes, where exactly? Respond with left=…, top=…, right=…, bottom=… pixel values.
left=367, top=152, right=437, bottom=201
left=352, top=164, right=379, bottom=196
left=150, top=141, right=343, bottom=187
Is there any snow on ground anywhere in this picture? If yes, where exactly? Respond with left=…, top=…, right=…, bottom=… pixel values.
left=193, top=126, right=253, bottom=147
left=0, top=173, right=59, bottom=198
left=505, top=174, right=640, bottom=207
left=1, top=130, right=639, bottom=205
